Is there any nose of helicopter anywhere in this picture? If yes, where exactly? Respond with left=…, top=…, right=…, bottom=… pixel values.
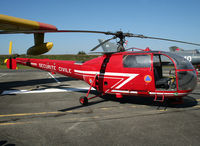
left=164, top=52, right=198, bottom=92
left=177, top=70, right=197, bottom=91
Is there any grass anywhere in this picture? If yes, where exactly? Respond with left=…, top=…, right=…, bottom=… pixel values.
left=0, top=54, right=99, bottom=69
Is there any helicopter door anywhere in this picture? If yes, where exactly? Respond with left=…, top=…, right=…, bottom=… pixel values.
left=153, top=54, right=177, bottom=91
left=123, top=54, right=153, bottom=91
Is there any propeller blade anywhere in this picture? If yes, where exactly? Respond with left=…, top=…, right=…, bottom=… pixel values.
left=90, top=37, right=116, bottom=51
left=130, top=34, right=200, bottom=46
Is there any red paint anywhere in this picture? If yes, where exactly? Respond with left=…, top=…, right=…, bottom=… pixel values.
left=38, top=22, right=57, bottom=30
left=116, top=93, right=123, bottom=98
left=144, top=47, right=151, bottom=51
left=6, top=58, right=17, bottom=69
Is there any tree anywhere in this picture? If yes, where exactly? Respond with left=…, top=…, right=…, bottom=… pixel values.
left=77, top=51, right=86, bottom=55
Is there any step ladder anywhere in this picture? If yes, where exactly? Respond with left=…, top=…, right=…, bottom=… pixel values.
left=154, top=93, right=165, bottom=102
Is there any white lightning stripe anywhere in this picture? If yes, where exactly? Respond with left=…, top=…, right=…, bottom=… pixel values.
left=105, top=78, right=124, bottom=93
left=115, top=75, right=138, bottom=89
left=74, top=70, right=98, bottom=75
left=74, top=70, right=138, bottom=77
left=74, top=70, right=139, bottom=89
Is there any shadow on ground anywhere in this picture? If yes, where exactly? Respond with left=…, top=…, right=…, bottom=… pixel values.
left=59, top=92, right=198, bottom=112
left=0, top=140, right=15, bottom=146
left=0, top=77, right=77, bottom=90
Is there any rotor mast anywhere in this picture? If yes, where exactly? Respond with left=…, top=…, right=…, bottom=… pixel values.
left=116, top=31, right=126, bottom=52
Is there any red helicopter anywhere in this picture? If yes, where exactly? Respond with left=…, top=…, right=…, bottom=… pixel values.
left=1, top=14, right=199, bottom=105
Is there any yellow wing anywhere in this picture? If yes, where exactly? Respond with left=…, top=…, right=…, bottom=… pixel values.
left=0, top=14, right=57, bottom=31
left=0, top=14, right=57, bottom=55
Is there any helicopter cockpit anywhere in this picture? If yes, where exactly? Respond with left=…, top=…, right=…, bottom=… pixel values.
left=153, top=52, right=197, bottom=91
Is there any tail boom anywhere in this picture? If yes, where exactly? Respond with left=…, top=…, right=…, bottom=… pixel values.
left=15, top=58, right=84, bottom=80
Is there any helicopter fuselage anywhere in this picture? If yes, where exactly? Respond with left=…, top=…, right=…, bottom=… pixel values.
left=14, top=51, right=197, bottom=99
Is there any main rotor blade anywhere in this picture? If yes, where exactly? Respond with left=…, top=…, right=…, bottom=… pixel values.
left=0, top=30, right=115, bottom=35
left=90, top=36, right=116, bottom=51
left=131, top=34, right=200, bottom=46
left=1, top=29, right=199, bottom=47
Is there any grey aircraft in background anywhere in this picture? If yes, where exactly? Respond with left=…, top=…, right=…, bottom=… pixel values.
left=169, top=47, right=200, bottom=66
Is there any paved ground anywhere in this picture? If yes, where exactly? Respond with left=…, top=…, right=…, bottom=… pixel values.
left=0, top=69, right=200, bottom=146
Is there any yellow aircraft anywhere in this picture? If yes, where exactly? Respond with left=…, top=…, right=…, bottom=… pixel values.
left=0, top=14, right=57, bottom=55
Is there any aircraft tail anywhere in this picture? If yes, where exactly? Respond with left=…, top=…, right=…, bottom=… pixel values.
left=169, top=46, right=184, bottom=52
left=98, top=39, right=118, bottom=52
left=5, top=58, right=17, bottom=69
left=4, top=41, right=18, bottom=69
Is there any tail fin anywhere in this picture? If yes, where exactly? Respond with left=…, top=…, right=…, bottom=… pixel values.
left=9, top=41, right=12, bottom=55
left=4, top=41, right=17, bottom=69
left=169, top=46, right=184, bottom=52
left=98, top=39, right=118, bottom=52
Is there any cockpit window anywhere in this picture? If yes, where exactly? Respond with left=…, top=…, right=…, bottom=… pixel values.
left=123, top=55, right=151, bottom=68
left=163, top=52, right=194, bottom=70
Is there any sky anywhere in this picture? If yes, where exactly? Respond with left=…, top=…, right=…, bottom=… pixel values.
left=0, top=0, right=200, bottom=54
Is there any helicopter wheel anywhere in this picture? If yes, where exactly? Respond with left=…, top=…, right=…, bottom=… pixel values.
left=79, top=96, right=88, bottom=105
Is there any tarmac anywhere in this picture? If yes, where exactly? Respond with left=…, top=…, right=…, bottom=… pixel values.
left=0, top=69, right=200, bottom=146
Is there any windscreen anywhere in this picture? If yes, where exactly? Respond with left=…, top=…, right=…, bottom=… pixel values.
left=163, top=52, right=194, bottom=70
left=178, top=71, right=197, bottom=90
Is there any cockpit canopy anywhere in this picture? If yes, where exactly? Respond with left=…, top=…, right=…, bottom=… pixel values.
left=122, top=51, right=197, bottom=91
left=163, top=52, right=194, bottom=70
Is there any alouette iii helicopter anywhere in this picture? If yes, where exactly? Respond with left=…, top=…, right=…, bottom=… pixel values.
left=1, top=14, right=199, bottom=105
